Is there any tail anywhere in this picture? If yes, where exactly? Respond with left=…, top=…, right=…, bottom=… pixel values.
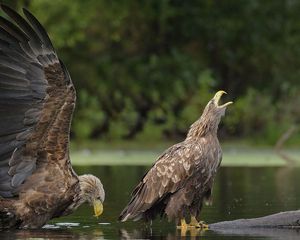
left=0, top=207, right=18, bottom=229
left=119, top=182, right=154, bottom=222
left=118, top=206, right=136, bottom=222
left=119, top=182, right=143, bottom=222
left=0, top=199, right=21, bottom=229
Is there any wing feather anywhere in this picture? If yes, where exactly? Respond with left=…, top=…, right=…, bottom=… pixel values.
left=1, top=5, right=41, bottom=46
left=119, top=142, right=206, bottom=221
left=0, top=5, right=76, bottom=197
left=23, top=8, right=54, bottom=52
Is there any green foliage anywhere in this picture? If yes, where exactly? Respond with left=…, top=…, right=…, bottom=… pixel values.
left=224, top=89, right=277, bottom=144
left=225, top=89, right=300, bottom=144
left=6, top=0, right=300, bottom=144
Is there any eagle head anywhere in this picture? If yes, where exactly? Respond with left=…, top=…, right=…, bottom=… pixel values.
left=187, top=90, right=233, bottom=139
left=201, top=90, right=233, bottom=130
left=78, top=174, right=105, bottom=218
left=204, top=90, right=233, bottom=117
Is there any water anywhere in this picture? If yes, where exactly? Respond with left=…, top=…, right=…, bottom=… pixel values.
left=1, top=166, right=300, bottom=239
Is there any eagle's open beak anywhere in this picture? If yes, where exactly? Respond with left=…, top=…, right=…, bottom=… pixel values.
left=214, top=90, right=233, bottom=107
left=93, top=199, right=103, bottom=218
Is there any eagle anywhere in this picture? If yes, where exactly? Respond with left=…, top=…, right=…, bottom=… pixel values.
left=119, top=91, right=232, bottom=229
left=0, top=5, right=105, bottom=229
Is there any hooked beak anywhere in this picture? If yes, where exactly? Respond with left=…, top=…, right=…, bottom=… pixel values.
left=93, top=199, right=103, bottom=218
left=213, top=90, right=233, bottom=107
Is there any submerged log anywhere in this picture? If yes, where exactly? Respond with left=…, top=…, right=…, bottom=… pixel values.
left=209, top=225, right=300, bottom=239
left=209, top=210, right=300, bottom=230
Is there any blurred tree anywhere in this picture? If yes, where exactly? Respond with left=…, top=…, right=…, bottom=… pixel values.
left=4, top=0, right=300, bottom=143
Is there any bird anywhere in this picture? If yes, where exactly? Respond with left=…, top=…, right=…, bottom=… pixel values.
left=119, top=91, right=232, bottom=230
left=0, top=5, right=105, bottom=229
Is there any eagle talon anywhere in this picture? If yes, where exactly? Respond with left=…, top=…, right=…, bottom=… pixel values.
left=198, top=221, right=209, bottom=230
left=189, top=216, right=208, bottom=229
left=189, top=216, right=201, bottom=228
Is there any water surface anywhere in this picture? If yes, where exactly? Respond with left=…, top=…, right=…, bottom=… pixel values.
left=1, top=166, right=300, bottom=239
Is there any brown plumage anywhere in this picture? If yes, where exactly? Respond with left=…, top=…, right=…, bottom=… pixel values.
left=0, top=5, right=104, bottom=229
left=119, top=91, right=232, bottom=227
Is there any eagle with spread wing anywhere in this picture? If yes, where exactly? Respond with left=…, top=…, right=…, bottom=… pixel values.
left=119, top=91, right=232, bottom=229
left=0, top=5, right=104, bottom=229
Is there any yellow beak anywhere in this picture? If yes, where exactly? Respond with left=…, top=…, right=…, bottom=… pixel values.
left=213, top=90, right=233, bottom=107
left=93, top=199, right=103, bottom=218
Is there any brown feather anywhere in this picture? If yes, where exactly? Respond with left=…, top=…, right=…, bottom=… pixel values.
left=0, top=5, right=104, bottom=229
left=119, top=92, right=231, bottom=224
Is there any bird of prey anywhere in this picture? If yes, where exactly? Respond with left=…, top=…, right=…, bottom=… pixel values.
left=0, top=5, right=105, bottom=229
left=119, top=91, right=232, bottom=229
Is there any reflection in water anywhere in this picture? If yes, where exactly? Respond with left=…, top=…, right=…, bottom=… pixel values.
left=119, top=227, right=300, bottom=240
left=1, top=166, right=300, bottom=239
left=0, top=227, right=105, bottom=240
left=3, top=224, right=299, bottom=240
left=119, top=228, right=206, bottom=239
left=0, top=229, right=79, bottom=240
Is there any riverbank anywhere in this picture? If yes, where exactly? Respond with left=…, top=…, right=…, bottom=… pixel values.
left=70, top=143, right=300, bottom=167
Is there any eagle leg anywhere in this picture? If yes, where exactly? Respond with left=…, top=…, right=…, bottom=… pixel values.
left=190, top=216, right=201, bottom=227
left=176, top=218, right=188, bottom=237
left=176, top=218, right=188, bottom=229
left=189, top=216, right=209, bottom=229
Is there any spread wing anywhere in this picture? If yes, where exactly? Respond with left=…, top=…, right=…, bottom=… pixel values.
left=119, top=141, right=209, bottom=221
left=0, top=5, right=76, bottom=197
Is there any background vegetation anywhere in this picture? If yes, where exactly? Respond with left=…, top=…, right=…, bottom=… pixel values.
left=4, top=0, right=300, bottom=145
